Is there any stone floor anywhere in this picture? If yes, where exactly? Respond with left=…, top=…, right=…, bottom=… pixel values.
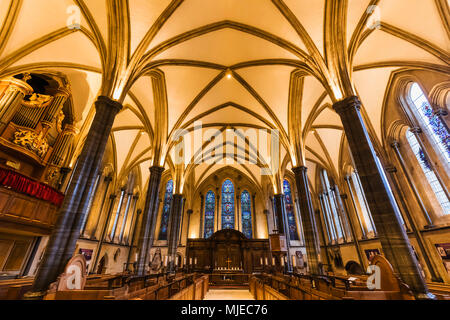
left=203, top=289, right=255, bottom=300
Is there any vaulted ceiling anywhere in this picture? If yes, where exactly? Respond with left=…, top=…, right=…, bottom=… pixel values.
left=0, top=0, right=448, bottom=194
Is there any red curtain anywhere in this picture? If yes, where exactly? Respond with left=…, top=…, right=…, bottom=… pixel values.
left=0, top=168, right=64, bottom=206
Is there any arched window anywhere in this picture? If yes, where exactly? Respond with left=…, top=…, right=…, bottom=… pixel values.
left=241, top=190, right=252, bottom=239
left=221, top=179, right=235, bottom=229
left=204, top=190, right=215, bottom=238
left=406, top=130, right=450, bottom=214
left=283, top=180, right=299, bottom=241
left=158, top=179, right=174, bottom=240
left=409, top=83, right=449, bottom=164
left=350, top=170, right=376, bottom=237
left=319, top=171, right=345, bottom=243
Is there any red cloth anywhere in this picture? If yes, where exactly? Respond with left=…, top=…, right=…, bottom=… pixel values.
left=0, top=168, right=64, bottom=206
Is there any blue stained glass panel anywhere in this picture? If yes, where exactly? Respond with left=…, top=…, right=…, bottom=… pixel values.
left=204, top=190, right=215, bottom=238
left=158, top=179, right=173, bottom=240
left=221, top=179, right=235, bottom=229
left=410, top=83, right=449, bottom=164
left=283, top=180, right=299, bottom=241
left=241, top=190, right=252, bottom=239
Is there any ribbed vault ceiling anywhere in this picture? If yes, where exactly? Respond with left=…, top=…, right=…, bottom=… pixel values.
left=0, top=0, right=448, bottom=194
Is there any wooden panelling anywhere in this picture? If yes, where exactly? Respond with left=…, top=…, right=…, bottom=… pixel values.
left=0, top=187, right=58, bottom=234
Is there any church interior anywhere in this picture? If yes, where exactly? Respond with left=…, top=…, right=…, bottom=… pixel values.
left=0, top=0, right=449, bottom=301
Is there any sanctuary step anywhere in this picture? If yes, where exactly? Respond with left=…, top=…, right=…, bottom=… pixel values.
left=204, top=289, right=254, bottom=300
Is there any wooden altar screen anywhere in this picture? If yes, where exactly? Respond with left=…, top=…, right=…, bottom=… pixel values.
left=186, top=229, right=270, bottom=274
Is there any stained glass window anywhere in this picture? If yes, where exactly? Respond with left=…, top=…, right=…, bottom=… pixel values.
left=221, top=179, right=235, bottom=229
left=410, top=83, right=450, bottom=164
left=241, top=190, right=252, bottom=239
left=283, top=180, right=299, bottom=241
left=204, top=190, right=215, bottom=238
left=406, top=130, right=450, bottom=214
left=158, top=179, right=174, bottom=240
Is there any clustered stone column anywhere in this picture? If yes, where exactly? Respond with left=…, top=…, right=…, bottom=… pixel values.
left=333, top=96, right=433, bottom=299
left=167, top=194, right=184, bottom=273
left=26, top=96, right=122, bottom=298
left=292, top=166, right=322, bottom=275
left=390, top=143, right=442, bottom=282
left=135, top=166, right=165, bottom=276
left=91, top=194, right=117, bottom=273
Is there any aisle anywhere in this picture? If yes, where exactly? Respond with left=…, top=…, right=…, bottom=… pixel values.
left=203, top=289, right=255, bottom=300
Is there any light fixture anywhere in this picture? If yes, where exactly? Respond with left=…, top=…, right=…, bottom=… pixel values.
left=225, top=69, right=232, bottom=79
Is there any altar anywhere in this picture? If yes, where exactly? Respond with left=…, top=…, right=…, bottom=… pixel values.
left=186, top=229, right=271, bottom=275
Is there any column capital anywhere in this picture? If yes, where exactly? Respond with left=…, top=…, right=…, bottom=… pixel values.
left=332, top=96, right=361, bottom=115
left=95, top=96, right=123, bottom=114
left=409, top=127, right=422, bottom=134
left=434, top=108, right=448, bottom=117
left=136, top=209, right=142, bottom=215
left=109, top=194, right=117, bottom=200
left=187, top=209, right=194, bottom=215
left=59, top=167, right=72, bottom=175
left=385, top=165, right=397, bottom=173
left=391, top=140, right=400, bottom=149
left=340, top=193, right=348, bottom=200
left=149, top=165, right=165, bottom=175
left=263, top=209, right=269, bottom=215
left=61, top=124, right=78, bottom=136
left=292, top=166, right=307, bottom=175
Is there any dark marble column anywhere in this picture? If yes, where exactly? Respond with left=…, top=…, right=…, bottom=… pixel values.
left=57, top=167, right=72, bottom=192
left=178, top=197, right=186, bottom=245
left=135, top=166, right=165, bottom=276
left=333, top=96, right=433, bottom=299
left=252, top=194, right=257, bottom=239
left=126, top=209, right=142, bottom=270
left=199, top=193, right=204, bottom=237
left=26, top=96, right=122, bottom=298
left=292, top=166, right=322, bottom=275
left=273, top=194, right=292, bottom=272
left=236, top=192, right=241, bottom=232
left=292, top=166, right=322, bottom=274
left=186, top=209, right=193, bottom=243
left=215, top=190, right=220, bottom=231
left=167, top=194, right=184, bottom=273
left=272, top=194, right=286, bottom=235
